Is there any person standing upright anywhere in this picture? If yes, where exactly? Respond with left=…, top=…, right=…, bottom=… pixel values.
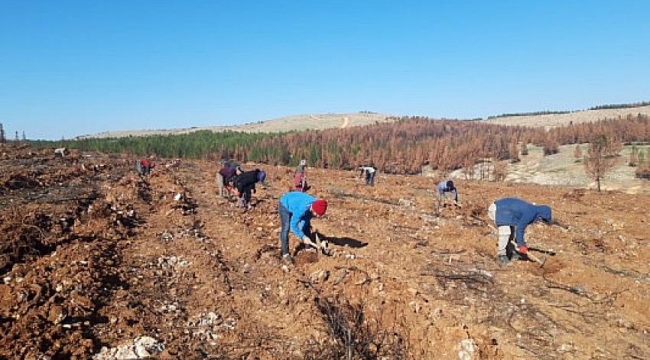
left=294, top=159, right=310, bottom=192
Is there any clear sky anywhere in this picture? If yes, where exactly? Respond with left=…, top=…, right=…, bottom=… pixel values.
left=1, top=0, right=649, bottom=140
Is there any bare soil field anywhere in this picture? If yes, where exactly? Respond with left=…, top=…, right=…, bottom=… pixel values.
left=1, top=143, right=648, bottom=359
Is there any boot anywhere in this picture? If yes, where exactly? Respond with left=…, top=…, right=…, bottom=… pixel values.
left=282, top=254, right=294, bottom=264
left=497, top=255, right=510, bottom=265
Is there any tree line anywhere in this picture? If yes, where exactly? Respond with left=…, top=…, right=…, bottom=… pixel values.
left=28, top=114, right=650, bottom=177
left=589, top=100, right=650, bottom=110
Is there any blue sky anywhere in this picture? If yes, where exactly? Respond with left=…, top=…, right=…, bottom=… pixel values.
left=1, top=0, right=649, bottom=140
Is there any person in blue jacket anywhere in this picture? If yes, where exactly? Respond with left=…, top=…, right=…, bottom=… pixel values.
left=278, top=192, right=328, bottom=264
left=437, top=180, right=458, bottom=210
left=487, top=197, right=552, bottom=265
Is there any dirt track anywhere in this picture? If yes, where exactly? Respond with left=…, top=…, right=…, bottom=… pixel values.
left=0, top=143, right=648, bottom=359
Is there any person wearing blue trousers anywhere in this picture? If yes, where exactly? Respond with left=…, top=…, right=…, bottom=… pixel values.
left=278, top=192, right=328, bottom=264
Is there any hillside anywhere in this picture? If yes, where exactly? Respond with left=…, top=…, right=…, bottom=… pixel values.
left=482, top=105, right=650, bottom=129
left=460, top=143, right=650, bottom=195
left=79, top=112, right=396, bottom=139
left=78, top=105, right=650, bottom=139
left=1, top=143, right=648, bottom=359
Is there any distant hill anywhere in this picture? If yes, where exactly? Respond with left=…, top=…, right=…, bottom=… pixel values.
left=77, top=112, right=397, bottom=139
left=78, top=104, right=650, bottom=139
left=481, top=105, right=650, bottom=129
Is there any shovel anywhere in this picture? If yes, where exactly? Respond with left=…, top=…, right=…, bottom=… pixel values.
left=484, top=222, right=549, bottom=267
left=314, top=232, right=331, bottom=256
left=528, top=245, right=556, bottom=256
left=302, top=237, right=319, bottom=249
left=511, top=241, right=546, bottom=268
left=302, top=232, right=330, bottom=256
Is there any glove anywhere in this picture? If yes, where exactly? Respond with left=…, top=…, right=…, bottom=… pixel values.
left=518, top=245, right=528, bottom=255
left=302, top=236, right=317, bottom=247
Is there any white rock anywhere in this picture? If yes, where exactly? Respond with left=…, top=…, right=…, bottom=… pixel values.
left=133, top=345, right=150, bottom=358
left=113, top=346, right=138, bottom=359
left=457, top=338, right=475, bottom=360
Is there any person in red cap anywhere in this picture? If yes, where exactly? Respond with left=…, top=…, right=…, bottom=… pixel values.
left=278, top=191, right=328, bottom=264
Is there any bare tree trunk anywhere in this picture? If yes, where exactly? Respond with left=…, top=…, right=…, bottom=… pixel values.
left=347, top=328, right=353, bottom=360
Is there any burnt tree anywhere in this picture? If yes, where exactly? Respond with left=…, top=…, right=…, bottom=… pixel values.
left=583, top=135, right=618, bottom=192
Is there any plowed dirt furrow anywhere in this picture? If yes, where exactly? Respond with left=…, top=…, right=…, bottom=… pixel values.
left=0, top=144, right=648, bottom=359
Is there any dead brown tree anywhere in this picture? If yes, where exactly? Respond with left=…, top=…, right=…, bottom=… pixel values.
left=583, top=134, right=617, bottom=192
left=492, top=160, right=508, bottom=182
left=573, top=144, right=583, bottom=162
left=628, top=145, right=639, bottom=166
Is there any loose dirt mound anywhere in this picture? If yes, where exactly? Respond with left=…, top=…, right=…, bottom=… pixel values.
left=0, top=143, right=648, bottom=359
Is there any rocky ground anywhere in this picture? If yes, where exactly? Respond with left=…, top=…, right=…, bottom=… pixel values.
left=0, top=143, right=648, bottom=359
left=501, top=144, right=650, bottom=194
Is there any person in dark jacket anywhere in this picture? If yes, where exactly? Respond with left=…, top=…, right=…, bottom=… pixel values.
left=216, top=161, right=240, bottom=198
left=278, top=192, right=328, bottom=264
left=233, top=169, right=266, bottom=209
left=437, top=180, right=458, bottom=210
left=487, top=197, right=552, bottom=265
left=359, top=165, right=377, bottom=186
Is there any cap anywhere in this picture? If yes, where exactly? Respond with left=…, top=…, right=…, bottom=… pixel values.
left=257, top=170, right=266, bottom=183
left=311, top=199, right=328, bottom=216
